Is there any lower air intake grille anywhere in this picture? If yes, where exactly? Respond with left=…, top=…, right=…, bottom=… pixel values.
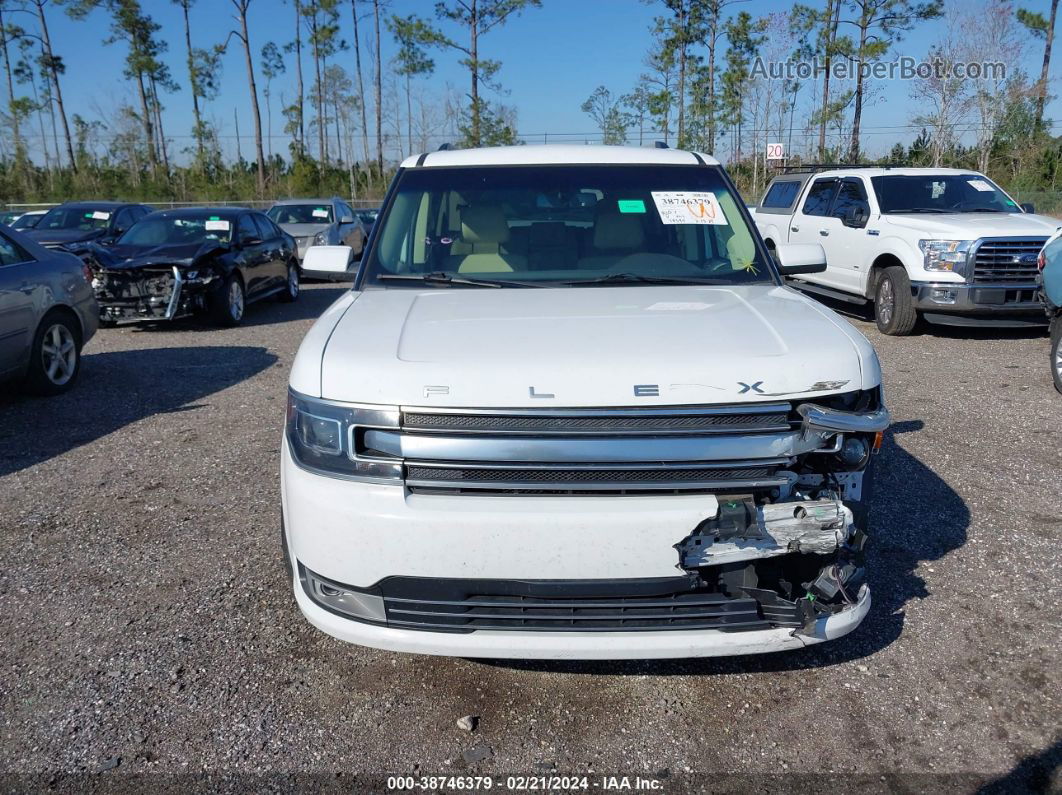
left=406, top=465, right=776, bottom=484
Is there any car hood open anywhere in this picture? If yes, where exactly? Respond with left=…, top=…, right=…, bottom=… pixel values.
left=314, top=285, right=878, bottom=407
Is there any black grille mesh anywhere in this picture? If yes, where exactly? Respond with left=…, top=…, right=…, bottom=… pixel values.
left=406, top=465, right=776, bottom=484
left=402, top=411, right=788, bottom=433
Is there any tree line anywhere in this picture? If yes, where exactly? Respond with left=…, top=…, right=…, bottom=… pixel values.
left=0, top=0, right=1060, bottom=208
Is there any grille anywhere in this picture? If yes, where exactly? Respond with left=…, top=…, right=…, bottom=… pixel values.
left=971, top=238, right=1047, bottom=283
left=403, top=408, right=790, bottom=435
left=377, top=577, right=795, bottom=632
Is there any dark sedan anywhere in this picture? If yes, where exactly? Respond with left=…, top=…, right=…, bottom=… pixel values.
left=27, top=201, right=154, bottom=249
left=73, top=208, right=300, bottom=327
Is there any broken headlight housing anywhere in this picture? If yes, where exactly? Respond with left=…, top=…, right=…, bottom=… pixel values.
left=285, top=391, right=401, bottom=483
left=919, top=239, right=972, bottom=274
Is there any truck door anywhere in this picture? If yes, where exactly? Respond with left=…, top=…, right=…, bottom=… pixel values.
left=821, top=178, right=873, bottom=294
left=789, top=177, right=842, bottom=288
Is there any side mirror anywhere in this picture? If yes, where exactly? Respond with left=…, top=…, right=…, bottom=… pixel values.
left=774, top=242, right=827, bottom=275
left=340, top=215, right=354, bottom=224
left=842, top=205, right=869, bottom=228
left=303, top=245, right=356, bottom=276
left=1021, top=202, right=1036, bottom=214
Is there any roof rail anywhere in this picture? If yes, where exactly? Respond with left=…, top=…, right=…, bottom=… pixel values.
left=654, top=141, right=669, bottom=149
left=779, top=162, right=901, bottom=174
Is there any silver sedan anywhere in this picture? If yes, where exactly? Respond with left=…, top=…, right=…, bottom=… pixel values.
left=0, top=224, right=99, bottom=395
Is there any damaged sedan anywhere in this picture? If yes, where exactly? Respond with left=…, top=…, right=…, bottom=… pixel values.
left=74, top=208, right=300, bottom=327
left=282, top=145, right=889, bottom=660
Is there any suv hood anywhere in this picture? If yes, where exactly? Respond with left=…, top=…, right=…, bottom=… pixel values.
left=882, top=212, right=1061, bottom=238
left=313, top=285, right=879, bottom=407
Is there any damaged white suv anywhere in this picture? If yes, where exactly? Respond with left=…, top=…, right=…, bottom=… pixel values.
left=281, top=145, right=889, bottom=660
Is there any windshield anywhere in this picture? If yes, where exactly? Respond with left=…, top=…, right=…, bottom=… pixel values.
left=871, top=174, right=1018, bottom=214
left=362, top=164, right=769, bottom=288
left=117, top=215, right=233, bottom=246
left=11, top=213, right=42, bottom=229
left=38, top=206, right=114, bottom=231
left=267, top=204, right=333, bottom=225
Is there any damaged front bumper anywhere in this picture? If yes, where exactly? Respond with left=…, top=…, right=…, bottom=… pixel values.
left=92, top=266, right=219, bottom=323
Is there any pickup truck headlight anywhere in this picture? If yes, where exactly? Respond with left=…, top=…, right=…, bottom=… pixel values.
left=918, top=239, right=972, bottom=273
left=285, top=391, right=401, bottom=483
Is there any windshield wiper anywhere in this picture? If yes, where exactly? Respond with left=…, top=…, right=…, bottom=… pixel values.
left=961, top=208, right=1007, bottom=213
left=377, top=272, right=546, bottom=288
left=887, top=208, right=953, bottom=214
left=559, top=272, right=736, bottom=286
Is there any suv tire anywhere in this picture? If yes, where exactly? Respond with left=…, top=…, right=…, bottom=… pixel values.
left=874, top=266, right=918, bottom=336
left=25, top=310, right=82, bottom=396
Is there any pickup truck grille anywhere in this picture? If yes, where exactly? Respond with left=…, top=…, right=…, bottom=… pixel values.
left=364, top=403, right=802, bottom=495
left=971, top=237, right=1047, bottom=283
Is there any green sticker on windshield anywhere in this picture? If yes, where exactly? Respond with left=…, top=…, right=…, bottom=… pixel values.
left=1005, top=200, right=1016, bottom=206
left=618, top=199, right=646, bottom=214
left=209, top=215, right=220, bottom=220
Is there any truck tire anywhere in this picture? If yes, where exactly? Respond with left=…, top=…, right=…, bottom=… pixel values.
left=874, top=266, right=918, bottom=336
left=1051, top=316, right=1062, bottom=395
left=24, top=309, right=83, bottom=396
left=210, top=273, right=245, bottom=327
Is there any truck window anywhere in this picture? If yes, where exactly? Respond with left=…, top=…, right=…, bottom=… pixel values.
left=801, top=179, right=837, bottom=217
left=761, top=180, right=801, bottom=209
left=830, top=179, right=870, bottom=219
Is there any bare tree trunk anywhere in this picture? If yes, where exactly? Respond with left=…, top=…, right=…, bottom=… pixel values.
left=470, top=0, right=479, bottom=145
left=373, top=0, right=383, bottom=172
left=0, top=5, right=24, bottom=175
left=34, top=0, right=75, bottom=171
left=1037, top=0, right=1059, bottom=125
left=265, top=84, right=272, bottom=161
left=150, top=76, right=170, bottom=174
left=234, top=107, right=242, bottom=162
left=818, top=0, right=837, bottom=160
left=707, top=22, right=718, bottom=154
left=405, top=72, right=413, bottom=158
left=294, top=0, right=305, bottom=154
left=234, top=0, right=266, bottom=194
left=309, top=11, right=325, bottom=163
left=848, top=21, right=868, bottom=162
left=134, top=70, right=159, bottom=174
left=675, top=1, right=686, bottom=147
left=179, top=1, right=204, bottom=162
left=351, top=0, right=370, bottom=169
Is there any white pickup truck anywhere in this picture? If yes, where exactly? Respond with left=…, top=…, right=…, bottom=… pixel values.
left=752, top=167, right=1060, bottom=334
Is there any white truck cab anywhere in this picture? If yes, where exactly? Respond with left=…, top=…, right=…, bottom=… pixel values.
left=282, top=145, right=889, bottom=660
left=753, top=167, right=1060, bottom=334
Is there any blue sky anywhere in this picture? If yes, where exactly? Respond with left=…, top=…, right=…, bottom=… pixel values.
left=9, top=0, right=1062, bottom=164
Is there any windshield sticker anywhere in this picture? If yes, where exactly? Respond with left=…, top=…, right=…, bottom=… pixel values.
left=89, top=211, right=111, bottom=220
left=617, top=199, right=646, bottom=214
left=1005, top=199, right=1017, bottom=206
left=931, top=181, right=946, bottom=199
left=967, top=179, right=995, bottom=192
left=312, top=208, right=330, bottom=218
left=204, top=219, right=231, bottom=231
left=651, top=191, right=728, bottom=225
left=647, top=301, right=712, bottom=311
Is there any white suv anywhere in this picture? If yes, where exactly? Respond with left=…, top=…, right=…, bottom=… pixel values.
left=281, top=145, right=889, bottom=660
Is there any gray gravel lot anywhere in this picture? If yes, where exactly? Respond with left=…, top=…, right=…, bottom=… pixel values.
left=0, top=283, right=1059, bottom=792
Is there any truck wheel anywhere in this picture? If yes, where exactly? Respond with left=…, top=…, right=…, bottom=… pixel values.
left=1051, top=317, right=1062, bottom=395
left=24, top=310, right=82, bottom=396
left=210, top=273, right=245, bottom=327
left=278, top=259, right=300, bottom=302
left=874, top=266, right=918, bottom=336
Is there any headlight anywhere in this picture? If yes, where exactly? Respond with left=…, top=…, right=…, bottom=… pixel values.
left=313, top=231, right=329, bottom=245
left=285, top=391, right=401, bottom=482
left=918, top=239, right=972, bottom=273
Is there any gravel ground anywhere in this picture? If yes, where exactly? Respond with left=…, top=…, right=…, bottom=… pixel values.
left=0, top=283, right=1059, bottom=793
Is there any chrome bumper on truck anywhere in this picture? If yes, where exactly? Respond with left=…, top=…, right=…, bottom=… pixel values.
left=282, top=392, right=888, bottom=659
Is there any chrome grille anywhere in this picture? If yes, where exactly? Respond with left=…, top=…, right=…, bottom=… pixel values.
left=971, top=237, right=1046, bottom=283
left=363, top=403, right=802, bottom=495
